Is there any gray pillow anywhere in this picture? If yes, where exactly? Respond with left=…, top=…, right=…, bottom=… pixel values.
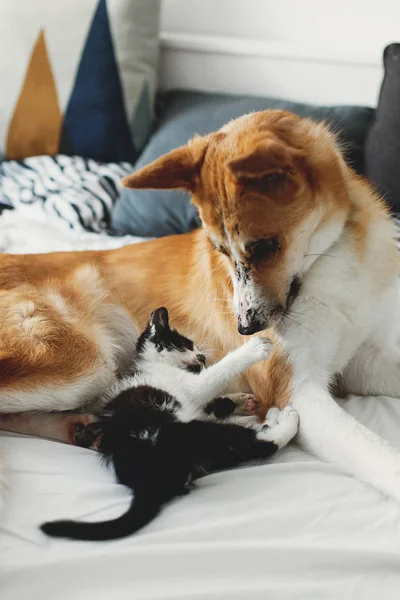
left=112, top=90, right=375, bottom=238
left=365, top=44, right=400, bottom=213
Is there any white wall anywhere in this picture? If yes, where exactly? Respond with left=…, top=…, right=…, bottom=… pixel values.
left=159, top=0, right=400, bottom=106
left=161, top=0, right=400, bottom=48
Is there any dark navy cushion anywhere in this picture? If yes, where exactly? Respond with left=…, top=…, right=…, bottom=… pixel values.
left=112, top=90, right=375, bottom=238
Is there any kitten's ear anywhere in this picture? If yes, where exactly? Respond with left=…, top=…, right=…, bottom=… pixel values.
left=149, top=307, right=170, bottom=334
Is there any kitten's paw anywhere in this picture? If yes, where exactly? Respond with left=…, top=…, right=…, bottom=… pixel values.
left=258, top=405, right=299, bottom=449
left=246, top=337, right=273, bottom=362
left=205, top=393, right=258, bottom=419
left=70, top=415, right=96, bottom=448
left=264, top=406, right=280, bottom=428
left=205, top=396, right=236, bottom=419
left=227, top=392, right=259, bottom=415
left=204, top=392, right=256, bottom=419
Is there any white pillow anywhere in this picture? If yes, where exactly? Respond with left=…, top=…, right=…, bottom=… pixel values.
left=0, top=0, right=160, bottom=162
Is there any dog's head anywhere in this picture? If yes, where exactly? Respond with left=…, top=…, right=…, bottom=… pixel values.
left=123, top=111, right=350, bottom=334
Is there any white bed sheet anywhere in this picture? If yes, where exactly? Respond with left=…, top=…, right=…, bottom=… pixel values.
left=2, top=395, right=400, bottom=600
left=1, top=210, right=400, bottom=598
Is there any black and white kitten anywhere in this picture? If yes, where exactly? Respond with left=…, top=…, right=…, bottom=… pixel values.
left=41, top=307, right=298, bottom=542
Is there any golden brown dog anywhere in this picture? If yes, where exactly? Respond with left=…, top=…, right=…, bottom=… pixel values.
left=1, top=110, right=400, bottom=503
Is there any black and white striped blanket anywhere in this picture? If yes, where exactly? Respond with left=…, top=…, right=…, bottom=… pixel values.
left=0, top=154, right=147, bottom=253
left=0, top=154, right=133, bottom=232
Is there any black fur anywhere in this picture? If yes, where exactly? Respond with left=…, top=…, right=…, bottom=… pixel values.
left=136, top=307, right=197, bottom=355
left=40, top=308, right=279, bottom=542
left=205, top=397, right=238, bottom=419
left=246, top=237, right=280, bottom=264
left=41, top=387, right=278, bottom=541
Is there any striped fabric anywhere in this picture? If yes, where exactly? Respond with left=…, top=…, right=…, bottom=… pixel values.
left=1, top=155, right=400, bottom=246
left=0, top=154, right=133, bottom=232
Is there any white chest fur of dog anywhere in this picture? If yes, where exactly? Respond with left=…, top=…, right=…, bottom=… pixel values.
left=283, top=213, right=399, bottom=384
left=273, top=193, right=400, bottom=500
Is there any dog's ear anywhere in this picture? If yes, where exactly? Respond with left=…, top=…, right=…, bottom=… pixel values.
left=227, top=140, right=305, bottom=181
left=122, top=136, right=209, bottom=192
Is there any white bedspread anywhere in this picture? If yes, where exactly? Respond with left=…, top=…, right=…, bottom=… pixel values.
left=1, top=210, right=400, bottom=599
left=0, top=206, right=145, bottom=254
left=2, top=395, right=400, bottom=600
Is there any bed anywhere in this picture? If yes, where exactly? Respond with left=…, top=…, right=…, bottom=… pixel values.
left=2, top=395, right=400, bottom=599
left=2, top=0, right=400, bottom=586
left=1, top=201, right=400, bottom=600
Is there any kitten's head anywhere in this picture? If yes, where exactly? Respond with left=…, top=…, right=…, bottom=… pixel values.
left=136, top=307, right=206, bottom=373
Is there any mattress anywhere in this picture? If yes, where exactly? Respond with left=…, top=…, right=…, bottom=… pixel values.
left=1, top=165, right=400, bottom=599
left=2, top=394, right=400, bottom=600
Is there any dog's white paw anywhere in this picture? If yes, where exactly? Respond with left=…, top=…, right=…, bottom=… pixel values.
left=246, top=337, right=273, bottom=362
left=257, top=405, right=299, bottom=449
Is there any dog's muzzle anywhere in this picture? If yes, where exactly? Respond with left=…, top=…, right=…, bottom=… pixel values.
left=238, top=310, right=263, bottom=335
left=237, top=303, right=285, bottom=335
left=237, top=276, right=302, bottom=335
left=237, top=306, right=274, bottom=335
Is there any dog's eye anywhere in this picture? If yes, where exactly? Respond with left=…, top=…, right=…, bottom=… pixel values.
left=248, top=237, right=280, bottom=262
left=243, top=172, right=289, bottom=196
left=210, top=239, right=229, bottom=257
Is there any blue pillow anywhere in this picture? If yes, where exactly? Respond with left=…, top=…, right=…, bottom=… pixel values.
left=112, top=90, right=375, bottom=238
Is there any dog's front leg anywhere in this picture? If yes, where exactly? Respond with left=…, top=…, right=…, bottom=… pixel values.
left=247, top=315, right=400, bottom=502
left=291, top=376, right=400, bottom=501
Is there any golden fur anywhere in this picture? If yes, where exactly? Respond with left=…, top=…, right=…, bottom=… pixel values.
left=0, top=110, right=397, bottom=419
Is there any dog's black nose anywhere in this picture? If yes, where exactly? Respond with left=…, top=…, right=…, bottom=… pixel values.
left=238, top=319, right=263, bottom=335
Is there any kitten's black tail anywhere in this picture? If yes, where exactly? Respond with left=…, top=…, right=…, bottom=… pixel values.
left=40, top=493, right=161, bottom=541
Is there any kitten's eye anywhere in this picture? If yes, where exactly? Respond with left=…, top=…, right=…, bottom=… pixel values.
left=248, top=237, right=280, bottom=262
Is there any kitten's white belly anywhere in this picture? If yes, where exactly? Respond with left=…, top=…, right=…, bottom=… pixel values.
left=106, top=365, right=198, bottom=422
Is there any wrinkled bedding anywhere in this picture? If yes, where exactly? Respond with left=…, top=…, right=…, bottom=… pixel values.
left=0, top=155, right=133, bottom=233
left=0, top=206, right=144, bottom=254
left=0, top=154, right=148, bottom=255
left=2, top=395, right=400, bottom=600
left=1, top=164, right=400, bottom=599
